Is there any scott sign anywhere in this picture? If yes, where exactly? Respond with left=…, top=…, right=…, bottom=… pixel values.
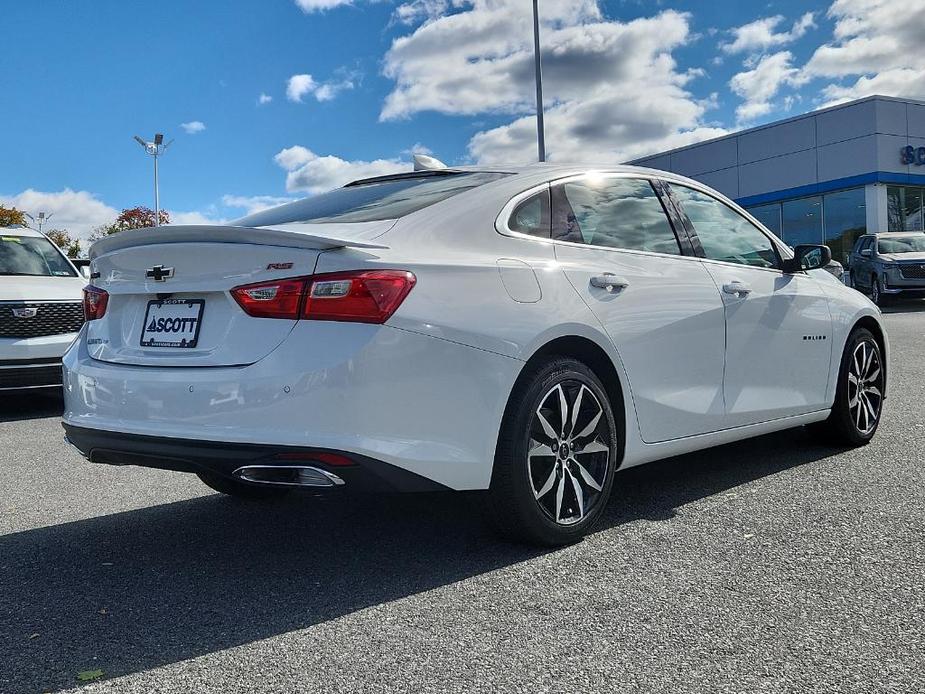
left=901, top=145, right=925, bottom=166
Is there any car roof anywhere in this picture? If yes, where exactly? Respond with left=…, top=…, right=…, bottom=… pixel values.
left=872, top=231, right=925, bottom=237
left=0, top=226, right=44, bottom=238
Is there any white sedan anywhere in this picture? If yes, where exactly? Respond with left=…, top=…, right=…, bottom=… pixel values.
left=62, top=163, right=888, bottom=545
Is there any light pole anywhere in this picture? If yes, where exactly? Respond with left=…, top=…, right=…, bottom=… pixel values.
left=23, top=211, right=53, bottom=232
left=532, top=0, right=546, bottom=162
left=133, top=133, right=173, bottom=226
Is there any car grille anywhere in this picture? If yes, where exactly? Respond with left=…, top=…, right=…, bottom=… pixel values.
left=0, top=360, right=63, bottom=389
left=0, top=301, right=84, bottom=338
left=899, top=265, right=925, bottom=280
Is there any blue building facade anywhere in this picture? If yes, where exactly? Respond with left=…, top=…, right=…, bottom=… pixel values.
left=631, top=95, right=925, bottom=264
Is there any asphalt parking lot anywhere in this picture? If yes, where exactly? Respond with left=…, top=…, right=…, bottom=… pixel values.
left=2, top=301, right=924, bottom=694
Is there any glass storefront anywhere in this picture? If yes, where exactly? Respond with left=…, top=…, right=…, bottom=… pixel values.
left=782, top=197, right=824, bottom=247
left=823, top=188, right=867, bottom=265
left=747, top=203, right=782, bottom=237
left=887, top=185, right=924, bottom=231
left=745, top=186, right=867, bottom=265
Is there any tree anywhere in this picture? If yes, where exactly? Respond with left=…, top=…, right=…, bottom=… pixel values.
left=44, top=229, right=82, bottom=258
left=89, top=206, right=170, bottom=242
left=0, top=205, right=28, bottom=227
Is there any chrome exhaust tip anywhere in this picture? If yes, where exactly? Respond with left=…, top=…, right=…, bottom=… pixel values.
left=232, top=465, right=345, bottom=488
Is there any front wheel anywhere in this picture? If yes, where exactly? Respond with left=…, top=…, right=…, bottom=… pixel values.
left=870, top=275, right=884, bottom=306
left=485, top=357, right=619, bottom=546
left=809, top=327, right=884, bottom=446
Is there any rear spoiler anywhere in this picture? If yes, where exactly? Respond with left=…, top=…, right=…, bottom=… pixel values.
left=89, top=223, right=390, bottom=260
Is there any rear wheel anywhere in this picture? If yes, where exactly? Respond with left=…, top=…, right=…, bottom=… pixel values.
left=197, top=471, right=292, bottom=500
left=810, top=327, right=884, bottom=446
left=485, top=357, right=619, bottom=546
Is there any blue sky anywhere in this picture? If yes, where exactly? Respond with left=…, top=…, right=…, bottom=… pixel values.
left=1, top=0, right=921, bottom=238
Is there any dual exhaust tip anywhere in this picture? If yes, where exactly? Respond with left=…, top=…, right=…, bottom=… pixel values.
left=233, top=464, right=345, bottom=488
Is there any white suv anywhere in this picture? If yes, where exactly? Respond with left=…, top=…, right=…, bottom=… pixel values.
left=1, top=227, right=85, bottom=391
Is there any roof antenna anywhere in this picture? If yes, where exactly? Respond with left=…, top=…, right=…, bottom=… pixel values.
left=413, top=153, right=448, bottom=171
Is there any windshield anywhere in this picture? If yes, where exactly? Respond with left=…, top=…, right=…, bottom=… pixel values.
left=0, top=235, right=77, bottom=277
left=235, top=172, right=510, bottom=227
left=878, top=235, right=925, bottom=254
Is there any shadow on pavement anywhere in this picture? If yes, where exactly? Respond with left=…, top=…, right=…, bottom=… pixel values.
left=0, top=425, right=847, bottom=693
left=0, top=389, right=63, bottom=423
left=880, top=297, right=925, bottom=314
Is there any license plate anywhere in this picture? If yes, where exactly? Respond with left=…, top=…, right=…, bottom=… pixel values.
left=140, top=299, right=204, bottom=348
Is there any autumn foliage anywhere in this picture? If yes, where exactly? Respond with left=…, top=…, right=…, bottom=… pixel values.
left=90, top=207, right=170, bottom=242
left=0, top=205, right=28, bottom=227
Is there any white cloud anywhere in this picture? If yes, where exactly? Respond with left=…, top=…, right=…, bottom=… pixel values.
left=380, top=2, right=726, bottom=163
left=273, top=146, right=408, bottom=193
left=286, top=71, right=358, bottom=103
left=167, top=210, right=226, bottom=226
left=293, top=0, right=354, bottom=11
left=221, top=194, right=295, bottom=215
left=286, top=74, right=317, bottom=102
left=257, top=93, right=273, bottom=105
left=180, top=120, right=206, bottom=134
left=0, top=189, right=118, bottom=242
left=802, top=0, right=925, bottom=105
left=721, top=12, right=815, bottom=54
left=729, top=51, right=803, bottom=123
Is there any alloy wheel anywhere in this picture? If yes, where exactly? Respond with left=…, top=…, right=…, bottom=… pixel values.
left=847, top=339, right=883, bottom=435
left=527, top=380, right=611, bottom=526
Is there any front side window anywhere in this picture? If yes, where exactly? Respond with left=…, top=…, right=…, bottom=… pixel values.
left=0, top=235, right=76, bottom=277
left=551, top=177, right=680, bottom=255
left=670, top=185, right=779, bottom=269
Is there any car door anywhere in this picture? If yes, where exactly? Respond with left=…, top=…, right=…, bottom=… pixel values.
left=665, top=182, right=833, bottom=428
left=550, top=174, right=727, bottom=443
left=853, top=236, right=874, bottom=288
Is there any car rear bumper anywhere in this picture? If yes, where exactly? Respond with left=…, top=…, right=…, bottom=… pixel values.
left=62, top=321, right=521, bottom=490
left=62, top=423, right=449, bottom=493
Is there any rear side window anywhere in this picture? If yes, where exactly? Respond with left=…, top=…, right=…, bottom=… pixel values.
left=670, top=185, right=780, bottom=269
left=235, top=172, right=510, bottom=227
left=509, top=189, right=551, bottom=237
left=550, top=177, right=681, bottom=255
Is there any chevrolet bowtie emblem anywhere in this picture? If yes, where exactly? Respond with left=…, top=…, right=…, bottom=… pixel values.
left=145, top=265, right=174, bottom=282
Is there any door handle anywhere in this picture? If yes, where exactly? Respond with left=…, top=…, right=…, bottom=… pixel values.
left=722, top=280, right=752, bottom=297
left=589, top=273, right=629, bottom=292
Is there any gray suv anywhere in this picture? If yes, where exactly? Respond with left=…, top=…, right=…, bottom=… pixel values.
left=848, top=232, right=925, bottom=305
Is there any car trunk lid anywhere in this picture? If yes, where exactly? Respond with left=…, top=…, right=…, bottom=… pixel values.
left=86, top=223, right=391, bottom=367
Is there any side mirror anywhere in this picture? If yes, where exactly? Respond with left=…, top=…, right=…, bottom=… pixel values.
left=79, top=265, right=91, bottom=279
left=860, top=248, right=872, bottom=258
left=784, top=244, right=832, bottom=273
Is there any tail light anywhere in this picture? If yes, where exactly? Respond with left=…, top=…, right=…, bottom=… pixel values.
left=231, top=270, right=415, bottom=324
left=83, top=285, right=109, bottom=321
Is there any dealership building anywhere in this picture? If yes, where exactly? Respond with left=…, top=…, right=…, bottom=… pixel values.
left=631, top=95, right=925, bottom=264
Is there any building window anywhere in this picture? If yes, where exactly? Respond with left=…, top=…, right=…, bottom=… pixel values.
left=887, top=186, right=924, bottom=232
left=823, top=188, right=867, bottom=265
left=782, top=196, right=824, bottom=247
left=747, top=203, right=782, bottom=237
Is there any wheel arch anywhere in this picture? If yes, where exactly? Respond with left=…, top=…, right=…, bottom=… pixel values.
left=511, top=334, right=629, bottom=469
left=852, top=315, right=888, bottom=398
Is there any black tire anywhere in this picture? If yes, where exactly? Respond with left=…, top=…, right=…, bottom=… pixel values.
left=848, top=271, right=856, bottom=289
left=485, top=357, right=619, bottom=546
left=809, top=327, right=884, bottom=446
left=870, top=275, right=884, bottom=306
left=197, top=471, right=292, bottom=500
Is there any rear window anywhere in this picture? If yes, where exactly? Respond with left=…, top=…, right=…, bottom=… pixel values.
left=235, top=172, right=511, bottom=227
left=0, top=235, right=77, bottom=277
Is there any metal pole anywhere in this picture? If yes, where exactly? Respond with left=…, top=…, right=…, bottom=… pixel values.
left=153, top=150, right=160, bottom=227
left=532, top=0, right=546, bottom=162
